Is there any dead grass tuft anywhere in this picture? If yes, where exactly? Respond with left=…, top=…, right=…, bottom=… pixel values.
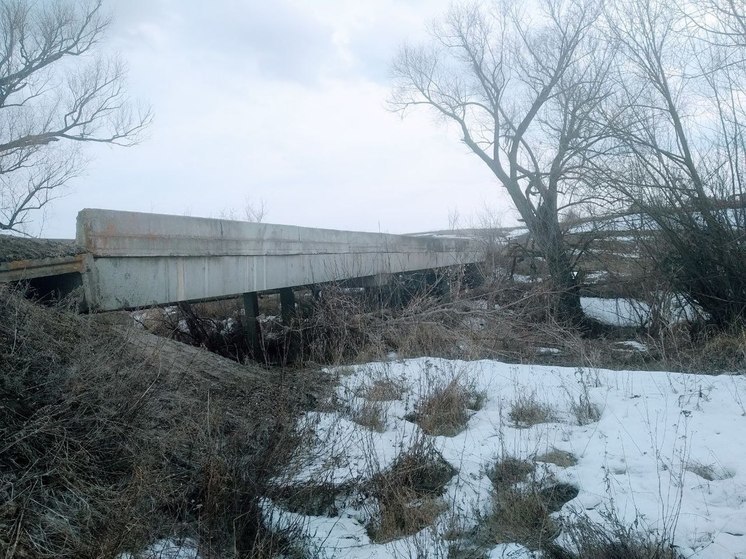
left=369, top=489, right=448, bottom=544
left=478, top=454, right=578, bottom=553
left=685, top=460, right=734, bottom=481
left=407, top=372, right=485, bottom=437
left=271, top=481, right=344, bottom=517
left=568, top=393, right=602, bottom=426
left=367, top=438, right=456, bottom=543
left=696, top=329, right=746, bottom=372
left=553, top=512, right=684, bottom=559
left=508, top=392, right=556, bottom=428
left=487, top=456, right=536, bottom=487
left=643, top=324, right=746, bottom=374
left=362, top=378, right=405, bottom=401
left=536, top=448, right=579, bottom=468
left=483, top=486, right=559, bottom=550
left=351, top=399, right=388, bottom=432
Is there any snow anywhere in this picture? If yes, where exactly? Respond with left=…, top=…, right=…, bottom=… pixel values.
left=615, top=340, right=649, bottom=352
left=265, top=358, right=746, bottom=559
left=118, top=539, right=200, bottom=559
left=581, top=296, right=697, bottom=327
left=564, top=207, right=746, bottom=237
left=581, top=297, right=650, bottom=327
left=513, top=274, right=542, bottom=284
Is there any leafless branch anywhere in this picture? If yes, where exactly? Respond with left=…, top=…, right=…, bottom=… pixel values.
left=0, top=0, right=151, bottom=232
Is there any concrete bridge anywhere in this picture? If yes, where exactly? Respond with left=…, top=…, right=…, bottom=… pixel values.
left=1, top=209, right=482, bottom=315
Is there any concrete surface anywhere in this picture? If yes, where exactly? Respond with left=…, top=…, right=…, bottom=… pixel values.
left=77, top=209, right=482, bottom=311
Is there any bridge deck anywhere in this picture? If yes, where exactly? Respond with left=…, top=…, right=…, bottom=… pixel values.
left=1, top=209, right=483, bottom=311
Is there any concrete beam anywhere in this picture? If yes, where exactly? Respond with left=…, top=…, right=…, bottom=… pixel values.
left=0, top=254, right=86, bottom=283
left=77, top=209, right=483, bottom=311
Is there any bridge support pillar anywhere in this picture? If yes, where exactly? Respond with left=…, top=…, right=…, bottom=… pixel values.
left=279, top=288, right=296, bottom=325
left=279, top=288, right=299, bottom=363
left=438, top=274, right=452, bottom=303
left=242, top=292, right=262, bottom=358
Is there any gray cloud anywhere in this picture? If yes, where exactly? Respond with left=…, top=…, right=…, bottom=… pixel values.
left=32, top=0, right=514, bottom=238
left=111, top=0, right=339, bottom=83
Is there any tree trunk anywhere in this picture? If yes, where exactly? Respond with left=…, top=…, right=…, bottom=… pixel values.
left=546, top=244, right=584, bottom=326
left=531, top=213, right=585, bottom=326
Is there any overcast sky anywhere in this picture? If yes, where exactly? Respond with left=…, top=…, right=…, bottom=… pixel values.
left=39, top=0, right=516, bottom=238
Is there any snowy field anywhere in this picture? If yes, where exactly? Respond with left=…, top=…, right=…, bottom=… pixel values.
left=263, top=358, right=746, bottom=559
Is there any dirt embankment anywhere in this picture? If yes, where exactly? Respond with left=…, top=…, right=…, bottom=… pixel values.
left=0, top=286, right=322, bottom=559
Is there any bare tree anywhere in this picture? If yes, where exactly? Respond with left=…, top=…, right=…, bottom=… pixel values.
left=390, top=0, right=614, bottom=326
left=218, top=196, right=268, bottom=223
left=0, top=0, right=151, bottom=233
left=685, top=0, right=746, bottom=50
left=603, top=0, right=746, bottom=328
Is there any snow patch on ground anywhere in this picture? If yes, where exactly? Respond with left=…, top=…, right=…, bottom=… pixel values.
left=265, top=358, right=746, bottom=559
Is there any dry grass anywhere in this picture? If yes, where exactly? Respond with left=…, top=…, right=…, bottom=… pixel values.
left=407, top=371, right=485, bottom=437
left=351, top=399, right=388, bottom=432
left=568, top=392, right=602, bottom=426
left=390, top=319, right=472, bottom=360
left=552, top=512, right=684, bottom=559
left=487, top=456, right=536, bottom=487
left=300, top=285, right=386, bottom=365
left=293, top=277, right=608, bottom=366
left=483, top=486, right=559, bottom=550
left=366, top=438, right=456, bottom=543
left=347, top=372, right=405, bottom=431
left=694, top=329, right=746, bottom=372
left=360, top=378, right=405, bottom=401
left=508, top=392, right=556, bottom=428
left=637, top=323, right=744, bottom=374
left=536, top=448, right=579, bottom=468
left=685, top=460, right=734, bottom=481
left=369, top=489, right=448, bottom=544
left=133, top=258, right=746, bottom=376
left=0, top=286, right=315, bottom=558
left=477, top=455, right=578, bottom=553
left=271, top=481, right=344, bottom=517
